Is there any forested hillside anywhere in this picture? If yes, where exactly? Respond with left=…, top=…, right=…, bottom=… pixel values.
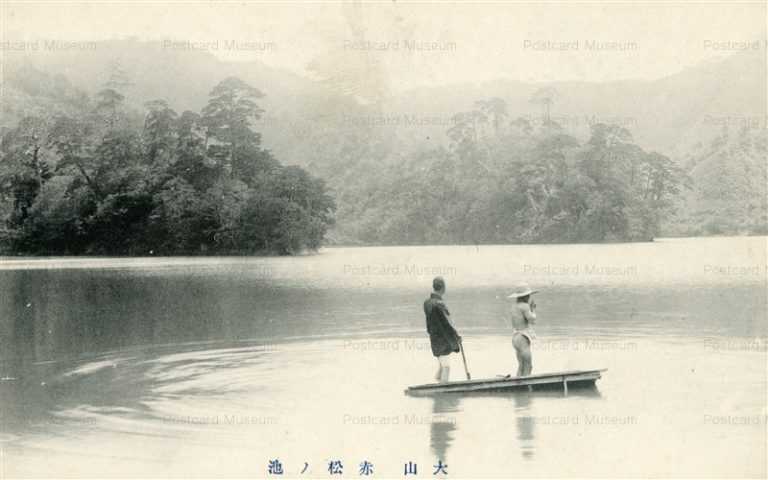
left=672, top=126, right=767, bottom=235
left=0, top=42, right=764, bottom=251
left=0, top=68, right=335, bottom=255
left=330, top=99, right=688, bottom=244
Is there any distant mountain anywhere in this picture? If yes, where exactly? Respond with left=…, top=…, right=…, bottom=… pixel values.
left=4, top=40, right=763, bottom=156
left=1, top=40, right=764, bottom=239
left=1, top=39, right=334, bottom=167
left=386, top=52, right=764, bottom=153
left=2, top=39, right=318, bottom=110
left=0, top=62, right=89, bottom=122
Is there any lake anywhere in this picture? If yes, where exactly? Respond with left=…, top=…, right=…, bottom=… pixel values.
left=1, top=237, right=766, bottom=478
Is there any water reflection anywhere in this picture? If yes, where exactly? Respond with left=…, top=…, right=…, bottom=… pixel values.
left=2, top=260, right=764, bottom=385
left=0, top=239, right=765, bottom=477
left=429, top=394, right=461, bottom=464
left=0, top=341, right=273, bottom=438
left=512, top=392, right=536, bottom=459
left=512, top=387, right=603, bottom=460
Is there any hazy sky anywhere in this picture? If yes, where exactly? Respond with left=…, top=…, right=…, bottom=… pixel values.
left=2, top=1, right=766, bottom=90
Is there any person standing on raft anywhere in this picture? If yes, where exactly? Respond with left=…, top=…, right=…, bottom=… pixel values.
left=424, top=276, right=462, bottom=383
left=508, top=283, right=538, bottom=377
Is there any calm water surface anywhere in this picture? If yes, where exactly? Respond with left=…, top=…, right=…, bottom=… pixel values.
left=1, top=237, right=766, bottom=478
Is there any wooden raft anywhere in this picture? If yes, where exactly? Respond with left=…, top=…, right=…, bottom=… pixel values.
left=405, top=368, right=606, bottom=396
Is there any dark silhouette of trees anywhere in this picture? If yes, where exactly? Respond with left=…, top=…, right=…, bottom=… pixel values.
left=0, top=76, right=335, bottom=255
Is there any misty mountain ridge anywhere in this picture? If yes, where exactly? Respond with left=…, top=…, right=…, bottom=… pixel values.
left=1, top=39, right=765, bottom=240
left=3, top=39, right=763, bottom=155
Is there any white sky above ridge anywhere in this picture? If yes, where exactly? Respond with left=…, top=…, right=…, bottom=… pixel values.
left=1, top=1, right=766, bottom=90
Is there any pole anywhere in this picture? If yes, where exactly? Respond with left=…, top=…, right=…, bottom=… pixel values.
left=459, top=338, right=471, bottom=380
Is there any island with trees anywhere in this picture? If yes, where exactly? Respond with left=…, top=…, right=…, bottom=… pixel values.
left=0, top=72, right=335, bottom=255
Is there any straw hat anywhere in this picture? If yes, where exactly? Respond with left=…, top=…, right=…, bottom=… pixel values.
left=507, top=282, right=538, bottom=299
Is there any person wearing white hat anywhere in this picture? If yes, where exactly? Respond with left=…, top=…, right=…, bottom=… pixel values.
left=508, top=282, right=539, bottom=377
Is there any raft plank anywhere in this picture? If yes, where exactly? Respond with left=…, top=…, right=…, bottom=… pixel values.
left=405, top=368, right=606, bottom=395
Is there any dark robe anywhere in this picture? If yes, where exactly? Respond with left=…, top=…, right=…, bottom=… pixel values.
left=423, top=293, right=460, bottom=357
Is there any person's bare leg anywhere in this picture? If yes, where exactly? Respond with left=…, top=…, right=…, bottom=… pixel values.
left=513, top=334, right=532, bottom=376
left=435, top=363, right=442, bottom=381
left=436, top=355, right=451, bottom=383
left=520, top=342, right=532, bottom=376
